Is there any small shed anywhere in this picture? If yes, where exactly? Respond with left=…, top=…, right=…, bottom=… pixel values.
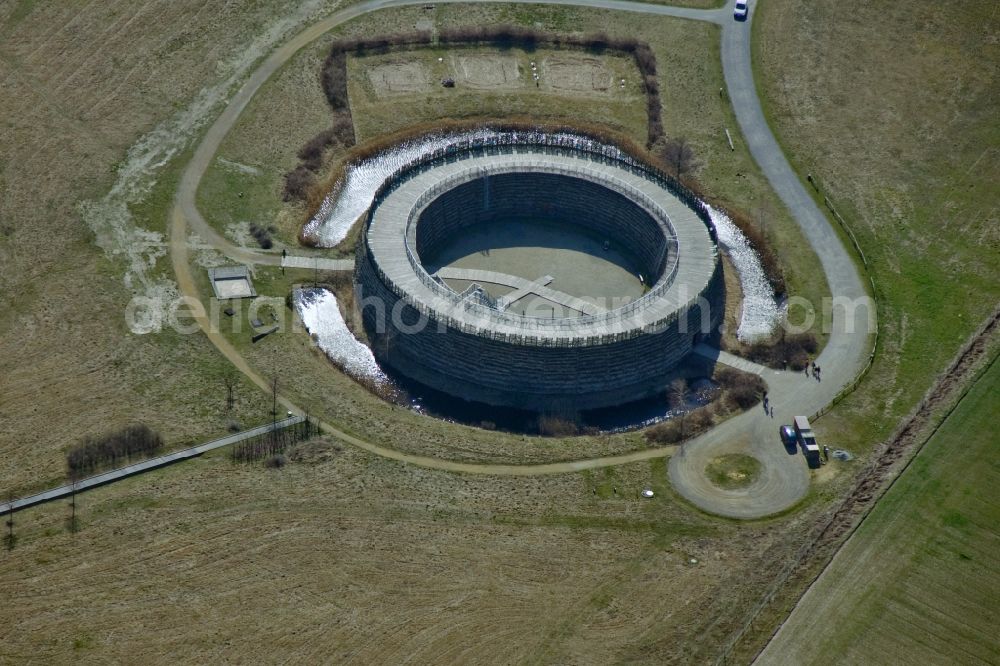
left=208, top=265, right=257, bottom=300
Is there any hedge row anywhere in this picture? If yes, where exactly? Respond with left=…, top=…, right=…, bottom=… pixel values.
left=67, top=424, right=164, bottom=479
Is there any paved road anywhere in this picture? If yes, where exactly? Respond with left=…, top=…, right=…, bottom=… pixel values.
left=170, top=0, right=873, bottom=519
left=668, top=2, right=871, bottom=518
left=0, top=417, right=303, bottom=515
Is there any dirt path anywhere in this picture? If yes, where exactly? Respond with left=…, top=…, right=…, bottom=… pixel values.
left=169, top=0, right=873, bottom=517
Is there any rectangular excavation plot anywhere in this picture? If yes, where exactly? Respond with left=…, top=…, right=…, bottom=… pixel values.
left=366, top=60, right=431, bottom=96
left=542, top=55, right=614, bottom=93
left=451, top=52, right=521, bottom=90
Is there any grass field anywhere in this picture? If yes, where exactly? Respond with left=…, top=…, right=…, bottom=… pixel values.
left=0, top=438, right=826, bottom=664
left=746, top=2, right=1000, bottom=657
left=754, top=0, right=1000, bottom=451
left=2, top=0, right=995, bottom=662
left=0, top=3, right=841, bottom=662
left=757, top=352, right=1000, bottom=664
left=0, top=0, right=342, bottom=494
left=706, top=453, right=761, bottom=490
left=189, top=3, right=833, bottom=466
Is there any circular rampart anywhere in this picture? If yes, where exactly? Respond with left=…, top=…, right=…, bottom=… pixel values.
left=356, top=138, right=724, bottom=411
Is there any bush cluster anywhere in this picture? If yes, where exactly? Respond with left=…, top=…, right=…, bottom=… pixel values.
left=716, top=367, right=768, bottom=410
left=538, top=415, right=579, bottom=437
left=744, top=332, right=818, bottom=371
left=249, top=223, right=274, bottom=249
left=67, top=424, right=164, bottom=479
left=644, top=368, right=767, bottom=445
left=283, top=166, right=315, bottom=202
left=645, top=405, right=714, bottom=444
left=297, top=119, right=355, bottom=170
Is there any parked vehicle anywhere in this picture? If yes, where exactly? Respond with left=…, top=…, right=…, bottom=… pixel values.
left=793, top=415, right=822, bottom=468
left=779, top=425, right=796, bottom=447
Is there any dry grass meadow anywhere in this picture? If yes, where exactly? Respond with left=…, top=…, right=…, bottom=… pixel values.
left=0, top=0, right=354, bottom=494
left=0, top=3, right=835, bottom=663
left=0, top=0, right=996, bottom=663
left=0, top=439, right=831, bottom=663
left=347, top=47, right=648, bottom=140
left=758, top=350, right=1000, bottom=665
left=755, top=0, right=1000, bottom=451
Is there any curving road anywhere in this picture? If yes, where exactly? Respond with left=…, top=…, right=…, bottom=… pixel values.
left=171, top=0, right=872, bottom=519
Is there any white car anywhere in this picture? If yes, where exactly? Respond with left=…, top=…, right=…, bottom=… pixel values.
left=734, top=0, right=748, bottom=20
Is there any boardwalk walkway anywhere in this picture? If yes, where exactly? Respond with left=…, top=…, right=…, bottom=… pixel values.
left=0, top=416, right=304, bottom=515
left=693, top=343, right=773, bottom=376
left=281, top=255, right=354, bottom=271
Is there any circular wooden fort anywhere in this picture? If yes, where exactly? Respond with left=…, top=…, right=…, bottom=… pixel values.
left=356, top=137, right=724, bottom=411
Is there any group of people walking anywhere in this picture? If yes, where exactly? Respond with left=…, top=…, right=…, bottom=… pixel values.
left=763, top=358, right=825, bottom=419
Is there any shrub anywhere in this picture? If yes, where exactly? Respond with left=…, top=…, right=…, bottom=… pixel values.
left=789, top=332, right=819, bottom=355
left=786, top=348, right=809, bottom=371
left=321, top=52, right=348, bottom=109
left=67, top=424, right=164, bottom=479
left=645, top=420, right=683, bottom=444
left=714, top=367, right=766, bottom=410
left=297, top=128, right=337, bottom=171
left=633, top=45, right=657, bottom=76
left=647, top=118, right=664, bottom=147
left=264, top=454, right=287, bottom=469
left=716, top=367, right=748, bottom=390
left=538, top=416, right=578, bottom=437
left=727, top=384, right=762, bottom=410
left=249, top=223, right=273, bottom=249
left=283, top=165, right=315, bottom=202
left=586, top=31, right=611, bottom=53
left=687, top=407, right=714, bottom=432
left=744, top=331, right=819, bottom=369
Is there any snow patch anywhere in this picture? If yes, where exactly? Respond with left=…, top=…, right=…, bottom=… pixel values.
left=294, top=288, right=389, bottom=386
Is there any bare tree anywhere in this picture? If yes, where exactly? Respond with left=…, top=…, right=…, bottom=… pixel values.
left=659, top=137, right=698, bottom=180
left=755, top=200, right=774, bottom=236
left=669, top=378, right=689, bottom=437
left=223, top=372, right=237, bottom=412
left=4, top=493, right=15, bottom=551
left=668, top=378, right=688, bottom=411
left=67, top=481, right=80, bottom=534
left=270, top=376, right=280, bottom=447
